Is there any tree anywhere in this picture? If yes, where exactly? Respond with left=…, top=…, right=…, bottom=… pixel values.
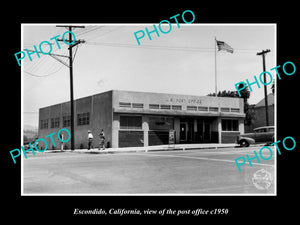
left=237, top=83, right=250, bottom=100
left=207, top=85, right=254, bottom=126
left=236, top=84, right=253, bottom=126
left=207, top=90, right=239, bottom=97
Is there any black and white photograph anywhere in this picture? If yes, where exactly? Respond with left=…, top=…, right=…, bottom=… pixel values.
left=21, top=23, right=276, bottom=195
left=4, top=5, right=298, bottom=221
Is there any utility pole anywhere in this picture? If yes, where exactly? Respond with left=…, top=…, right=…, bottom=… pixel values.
left=257, top=49, right=271, bottom=127
left=56, top=25, right=85, bottom=150
left=26, top=25, right=85, bottom=150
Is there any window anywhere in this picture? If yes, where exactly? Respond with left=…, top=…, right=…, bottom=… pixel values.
left=149, top=104, right=159, bottom=109
left=255, top=128, right=267, bottom=133
left=40, top=119, right=48, bottom=129
left=171, top=105, right=182, bottom=110
left=132, top=103, right=144, bottom=109
left=221, top=107, right=230, bottom=112
left=119, top=102, right=131, bottom=108
left=187, top=106, right=197, bottom=111
left=120, top=116, right=142, bottom=129
left=209, top=107, right=219, bottom=112
left=268, top=127, right=274, bottom=132
left=77, top=112, right=90, bottom=126
left=231, top=108, right=240, bottom=113
left=63, top=115, right=71, bottom=127
left=222, top=119, right=239, bottom=131
left=160, top=105, right=171, bottom=110
left=149, top=116, right=174, bottom=130
left=51, top=117, right=60, bottom=128
left=198, top=106, right=208, bottom=111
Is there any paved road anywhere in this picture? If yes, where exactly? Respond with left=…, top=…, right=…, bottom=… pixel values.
left=23, top=146, right=275, bottom=195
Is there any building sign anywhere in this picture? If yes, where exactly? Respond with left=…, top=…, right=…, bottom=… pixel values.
left=167, top=97, right=202, bottom=105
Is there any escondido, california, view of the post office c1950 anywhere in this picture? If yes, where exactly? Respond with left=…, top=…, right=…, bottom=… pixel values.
left=38, top=90, right=245, bottom=149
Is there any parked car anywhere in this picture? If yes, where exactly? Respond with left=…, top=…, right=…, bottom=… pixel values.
left=237, top=126, right=275, bottom=147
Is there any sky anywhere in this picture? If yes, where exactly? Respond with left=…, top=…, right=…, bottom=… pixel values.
left=22, top=24, right=276, bottom=128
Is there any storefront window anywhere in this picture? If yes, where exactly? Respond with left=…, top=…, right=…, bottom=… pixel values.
left=120, top=116, right=142, bottom=129
left=222, top=119, right=238, bottom=131
left=149, top=116, right=174, bottom=130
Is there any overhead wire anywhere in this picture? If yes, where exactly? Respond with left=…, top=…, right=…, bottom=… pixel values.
left=23, top=26, right=120, bottom=78
left=75, top=26, right=104, bottom=38
left=24, top=60, right=67, bottom=78
left=24, top=25, right=264, bottom=79
left=85, top=41, right=261, bottom=54
left=84, top=26, right=124, bottom=42
left=23, top=31, right=71, bottom=78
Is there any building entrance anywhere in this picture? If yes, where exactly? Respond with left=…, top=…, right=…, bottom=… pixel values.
left=179, top=122, right=188, bottom=142
left=179, top=117, right=216, bottom=144
left=196, top=119, right=211, bottom=143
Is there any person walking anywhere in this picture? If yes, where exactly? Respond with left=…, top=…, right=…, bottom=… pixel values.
left=98, top=129, right=106, bottom=150
left=59, top=133, right=64, bottom=151
left=87, top=130, right=94, bottom=150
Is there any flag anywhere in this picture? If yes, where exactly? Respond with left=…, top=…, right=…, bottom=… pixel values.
left=216, top=40, right=234, bottom=53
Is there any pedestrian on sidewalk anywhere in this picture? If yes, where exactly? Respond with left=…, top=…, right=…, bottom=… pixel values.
left=59, top=133, right=64, bottom=151
left=87, top=130, right=94, bottom=150
left=99, top=129, right=106, bottom=150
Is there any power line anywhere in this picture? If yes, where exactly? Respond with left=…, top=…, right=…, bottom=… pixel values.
left=85, top=41, right=261, bottom=54
left=84, top=27, right=124, bottom=42
left=24, top=63, right=66, bottom=77
left=75, top=26, right=104, bottom=37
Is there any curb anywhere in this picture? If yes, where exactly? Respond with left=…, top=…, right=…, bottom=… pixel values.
left=45, top=143, right=238, bottom=154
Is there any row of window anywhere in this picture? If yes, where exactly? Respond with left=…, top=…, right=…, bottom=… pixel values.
left=41, top=114, right=239, bottom=132
left=40, top=112, right=90, bottom=129
left=119, top=115, right=239, bottom=132
left=119, top=116, right=174, bottom=130
left=119, top=102, right=240, bottom=113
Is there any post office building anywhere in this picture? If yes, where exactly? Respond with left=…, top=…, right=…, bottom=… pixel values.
left=38, top=90, right=245, bottom=149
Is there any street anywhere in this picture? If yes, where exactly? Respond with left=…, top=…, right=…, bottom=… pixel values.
left=23, top=146, right=275, bottom=195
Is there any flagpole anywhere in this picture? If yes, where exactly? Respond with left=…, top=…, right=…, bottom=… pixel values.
left=215, top=37, right=217, bottom=96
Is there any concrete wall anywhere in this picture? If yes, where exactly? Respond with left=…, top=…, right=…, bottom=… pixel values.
left=112, top=90, right=244, bottom=114
left=221, top=131, right=240, bottom=143
left=38, top=91, right=113, bottom=149
left=92, top=91, right=113, bottom=148
left=74, top=96, right=92, bottom=149
left=38, top=104, right=63, bottom=150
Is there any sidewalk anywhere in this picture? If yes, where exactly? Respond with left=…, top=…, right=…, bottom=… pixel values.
left=46, top=143, right=238, bottom=154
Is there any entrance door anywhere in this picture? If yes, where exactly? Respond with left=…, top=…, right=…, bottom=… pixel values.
left=197, top=121, right=204, bottom=142
left=203, top=122, right=211, bottom=142
left=197, top=119, right=211, bottom=143
left=180, top=122, right=188, bottom=142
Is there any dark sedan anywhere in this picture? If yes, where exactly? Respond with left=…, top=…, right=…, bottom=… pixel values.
left=237, top=126, right=275, bottom=147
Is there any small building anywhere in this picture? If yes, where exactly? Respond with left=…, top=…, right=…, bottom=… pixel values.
left=245, top=93, right=274, bottom=132
left=38, top=90, right=245, bottom=149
